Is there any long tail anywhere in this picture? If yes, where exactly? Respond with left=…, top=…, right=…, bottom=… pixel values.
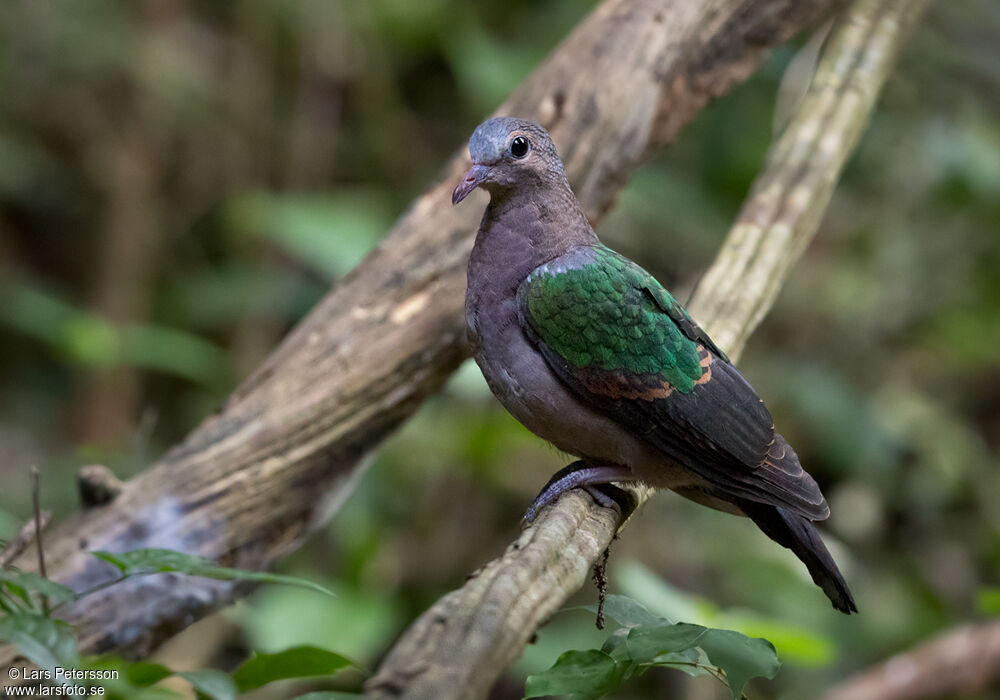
left=740, top=501, right=857, bottom=614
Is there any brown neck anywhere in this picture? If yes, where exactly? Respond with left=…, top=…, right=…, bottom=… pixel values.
left=468, top=179, right=598, bottom=305
left=484, top=177, right=596, bottom=254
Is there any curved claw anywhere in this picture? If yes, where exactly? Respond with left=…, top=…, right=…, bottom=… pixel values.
left=584, top=483, right=638, bottom=521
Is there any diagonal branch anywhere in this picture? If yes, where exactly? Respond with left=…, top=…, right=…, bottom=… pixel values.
left=822, top=618, right=1000, bottom=700
left=365, top=1, right=929, bottom=698
left=2, top=0, right=835, bottom=670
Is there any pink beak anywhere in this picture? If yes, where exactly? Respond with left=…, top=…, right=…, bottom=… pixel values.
left=452, top=164, right=491, bottom=205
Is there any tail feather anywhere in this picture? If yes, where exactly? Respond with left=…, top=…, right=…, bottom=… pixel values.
left=741, top=501, right=857, bottom=614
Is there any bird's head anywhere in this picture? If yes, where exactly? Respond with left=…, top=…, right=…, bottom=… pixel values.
left=452, top=117, right=567, bottom=205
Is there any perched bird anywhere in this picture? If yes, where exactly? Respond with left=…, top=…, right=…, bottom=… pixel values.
left=453, top=116, right=856, bottom=614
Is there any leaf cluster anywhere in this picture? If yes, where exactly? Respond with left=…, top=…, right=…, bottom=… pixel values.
left=525, top=596, right=779, bottom=700
left=0, top=547, right=360, bottom=699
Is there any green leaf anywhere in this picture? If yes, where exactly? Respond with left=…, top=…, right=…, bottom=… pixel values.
left=586, top=594, right=665, bottom=629
left=0, top=612, right=78, bottom=673
left=977, top=587, right=1000, bottom=615
left=625, top=622, right=706, bottom=665
left=290, top=693, right=363, bottom=700
left=92, top=549, right=333, bottom=597
left=225, top=191, right=390, bottom=278
left=240, top=579, right=401, bottom=663
left=62, top=316, right=120, bottom=368
left=0, top=282, right=114, bottom=363
left=111, top=689, right=183, bottom=700
left=524, top=649, right=625, bottom=699
left=0, top=281, right=223, bottom=380
left=177, top=670, right=237, bottom=700
left=652, top=647, right=713, bottom=678
left=92, top=548, right=209, bottom=574
left=719, top=614, right=834, bottom=666
left=615, top=561, right=707, bottom=623
left=0, top=570, right=76, bottom=605
left=696, top=628, right=780, bottom=699
left=615, top=565, right=833, bottom=666
left=600, top=627, right=630, bottom=658
left=118, top=324, right=226, bottom=384
left=123, top=662, right=174, bottom=687
left=233, top=646, right=354, bottom=692
left=621, top=621, right=779, bottom=696
left=81, top=657, right=181, bottom=700
left=101, top=685, right=183, bottom=700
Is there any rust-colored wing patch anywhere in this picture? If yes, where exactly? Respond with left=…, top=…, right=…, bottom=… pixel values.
left=575, top=344, right=714, bottom=401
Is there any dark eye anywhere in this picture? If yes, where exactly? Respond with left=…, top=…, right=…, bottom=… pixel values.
left=509, top=136, right=530, bottom=159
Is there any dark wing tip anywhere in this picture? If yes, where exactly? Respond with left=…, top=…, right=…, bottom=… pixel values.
left=743, top=502, right=857, bottom=614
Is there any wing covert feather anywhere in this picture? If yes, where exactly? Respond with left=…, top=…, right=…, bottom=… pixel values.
left=518, top=245, right=828, bottom=520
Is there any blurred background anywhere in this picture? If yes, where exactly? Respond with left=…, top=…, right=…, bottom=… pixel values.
left=1, top=0, right=999, bottom=697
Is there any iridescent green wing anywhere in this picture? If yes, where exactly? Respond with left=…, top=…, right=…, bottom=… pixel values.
left=517, top=245, right=828, bottom=519
left=640, top=272, right=729, bottom=363
left=519, top=247, right=706, bottom=393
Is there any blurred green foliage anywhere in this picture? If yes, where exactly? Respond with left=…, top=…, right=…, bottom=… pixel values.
left=1, top=0, right=999, bottom=698
left=0, top=547, right=359, bottom=698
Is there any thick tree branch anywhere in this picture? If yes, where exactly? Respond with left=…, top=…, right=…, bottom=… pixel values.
left=822, top=619, right=1000, bottom=700
left=1, top=0, right=834, bottom=670
left=365, top=1, right=929, bottom=698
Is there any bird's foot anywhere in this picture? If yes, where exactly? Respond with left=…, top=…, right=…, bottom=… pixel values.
left=521, top=461, right=637, bottom=527
left=583, top=483, right=638, bottom=522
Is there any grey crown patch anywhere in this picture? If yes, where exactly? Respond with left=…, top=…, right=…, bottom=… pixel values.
left=469, top=117, right=518, bottom=164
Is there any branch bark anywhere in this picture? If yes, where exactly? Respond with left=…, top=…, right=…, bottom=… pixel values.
left=822, top=619, right=1000, bottom=700
left=2, top=0, right=835, bottom=671
left=365, top=1, right=929, bottom=698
